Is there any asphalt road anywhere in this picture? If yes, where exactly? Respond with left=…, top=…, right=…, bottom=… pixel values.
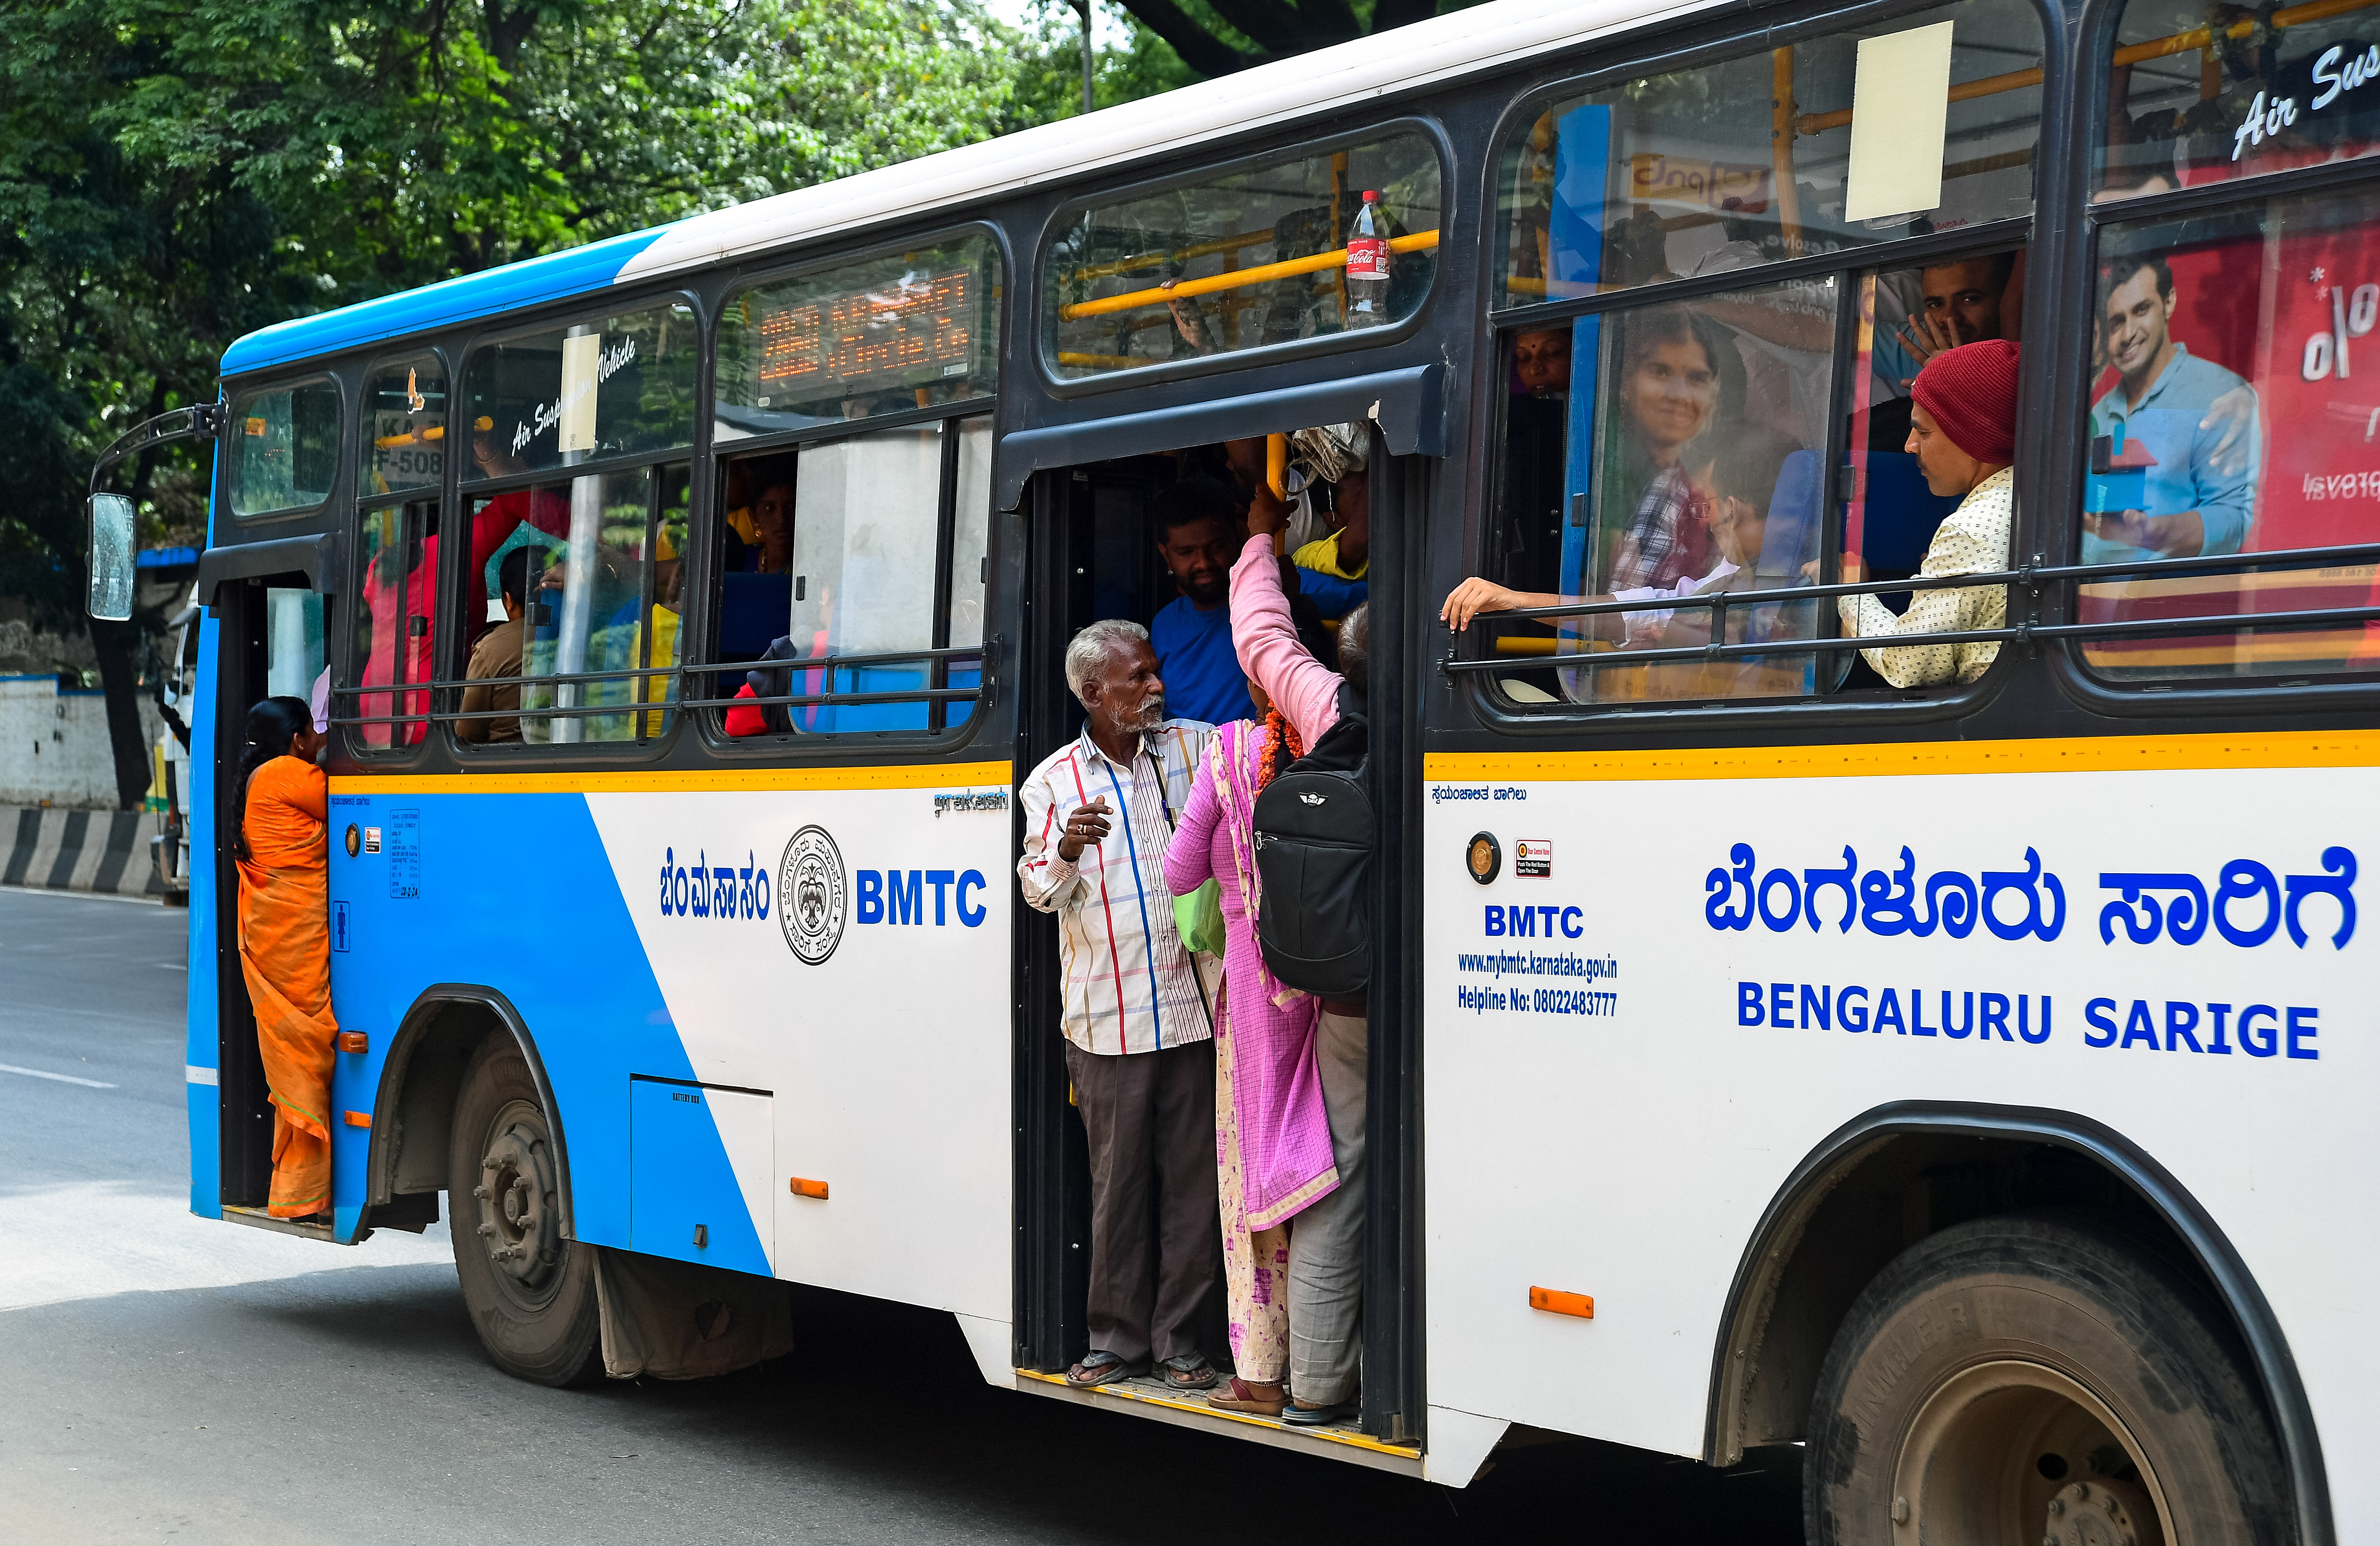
left=0, top=885, right=1806, bottom=1545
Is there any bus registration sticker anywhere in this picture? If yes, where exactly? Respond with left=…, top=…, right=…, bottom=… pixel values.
left=778, top=825, right=849, bottom=966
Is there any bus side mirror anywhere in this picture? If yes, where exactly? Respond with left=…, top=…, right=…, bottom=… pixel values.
left=88, top=493, right=137, bottom=622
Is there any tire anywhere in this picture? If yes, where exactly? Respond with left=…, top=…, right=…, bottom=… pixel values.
left=448, top=1035, right=601, bottom=1387
left=1805, top=1211, right=2292, bottom=1546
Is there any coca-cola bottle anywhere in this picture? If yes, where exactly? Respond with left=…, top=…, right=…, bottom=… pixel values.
left=1344, top=189, right=1391, bottom=330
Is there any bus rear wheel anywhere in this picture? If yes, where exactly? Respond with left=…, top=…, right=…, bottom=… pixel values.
left=1805, top=1212, right=2290, bottom=1546
left=448, top=1036, right=600, bottom=1387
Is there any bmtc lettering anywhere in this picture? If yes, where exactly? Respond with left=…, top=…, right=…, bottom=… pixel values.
left=1483, top=903, right=1585, bottom=939
left=856, top=868, right=989, bottom=927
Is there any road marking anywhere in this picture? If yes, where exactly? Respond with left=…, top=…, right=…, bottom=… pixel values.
left=0, top=1062, right=118, bottom=1089
left=187, top=1066, right=218, bottom=1086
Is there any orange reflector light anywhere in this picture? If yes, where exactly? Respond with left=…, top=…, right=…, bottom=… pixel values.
left=790, top=1177, right=828, bottom=1200
left=1530, top=1286, right=1593, bottom=1319
left=342, top=1110, right=372, bottom=1128
left=337, top=1032, right=369, bottom=1055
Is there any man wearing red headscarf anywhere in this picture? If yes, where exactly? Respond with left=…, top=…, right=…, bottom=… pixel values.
left=1835, top=339, right=2019, bottom=688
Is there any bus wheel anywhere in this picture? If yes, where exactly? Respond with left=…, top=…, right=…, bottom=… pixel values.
left=1804, top=1212, right=2290, bottom=1546
left=448, top=1036, right=600, bottom=1386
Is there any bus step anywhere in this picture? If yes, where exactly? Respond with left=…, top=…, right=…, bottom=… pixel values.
left=1013, top=1368, right=1421, bottom=1474
left=220, top=1205, right=351, bottom=1243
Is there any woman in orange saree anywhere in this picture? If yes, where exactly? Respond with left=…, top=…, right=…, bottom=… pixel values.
left=233, top=696, right=340, bottom=1219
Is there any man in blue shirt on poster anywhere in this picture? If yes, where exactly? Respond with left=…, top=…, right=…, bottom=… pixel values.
left=1148, top=477, right=1255, bottom=726
left=2084, top=252, right=2261, bottom=565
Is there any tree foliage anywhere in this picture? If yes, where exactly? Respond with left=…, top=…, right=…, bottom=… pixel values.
left=0, top=0, right=1046, bottom=805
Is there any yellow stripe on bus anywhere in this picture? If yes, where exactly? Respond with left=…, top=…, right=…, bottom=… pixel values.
left=1425, top=729, right=2380, bottom=784
left=330, top=761, right=1013, bottom=796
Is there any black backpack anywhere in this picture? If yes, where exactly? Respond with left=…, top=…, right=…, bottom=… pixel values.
left=1252, top=684, right=1370, bottom=998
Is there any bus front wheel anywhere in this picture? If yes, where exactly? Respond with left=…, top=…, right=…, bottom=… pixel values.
left=1804, top=1212, right=2290, bottom=1546
left=448, top=1036, right=600, bottom=1386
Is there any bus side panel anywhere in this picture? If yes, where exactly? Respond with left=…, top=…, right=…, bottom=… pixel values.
left=581, top=783, right=1014, bottom=1326
left=326, top=790, right=697, bottom=1250
left=322, top=779, right=1015, bottom=1331
left=185, top=611, right=223, bottom=1221
left=1419, top=754, right=2376, bottom=1505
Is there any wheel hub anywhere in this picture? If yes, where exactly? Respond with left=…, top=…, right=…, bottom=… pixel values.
left=473, top=1106, right=560, bottom=1291
left=1889, top=1360, right=2171, bottom=1546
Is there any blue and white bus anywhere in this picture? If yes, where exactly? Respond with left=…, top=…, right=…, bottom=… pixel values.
left=88, top=0, right=2380, bottom=1535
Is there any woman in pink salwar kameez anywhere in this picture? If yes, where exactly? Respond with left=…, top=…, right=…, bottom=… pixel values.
left=1163, top=692, right=1340, bottom=1416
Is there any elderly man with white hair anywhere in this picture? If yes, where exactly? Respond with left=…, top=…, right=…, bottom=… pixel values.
left=1016, top=617, right=1221, bottom=1392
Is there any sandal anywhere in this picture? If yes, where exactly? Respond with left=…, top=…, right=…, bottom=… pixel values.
left=1157, top=1353, right=1219, bottom=1391
left=1066, top=1350, right=1149, bottom=1387
left=1207, top=1377, right=1286, bottom=1415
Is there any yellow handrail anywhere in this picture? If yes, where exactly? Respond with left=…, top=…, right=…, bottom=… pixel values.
left=1059, top=230, right=1441, bottom=322
left=1067, top=228, right=1275, bottom=286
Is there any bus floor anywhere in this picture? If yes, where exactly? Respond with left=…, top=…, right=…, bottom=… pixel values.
left=1013, top=1364, right=1420, bottom=1474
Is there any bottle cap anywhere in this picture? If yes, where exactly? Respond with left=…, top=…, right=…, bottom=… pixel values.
left=1362, top=190, right=1380, bottom=201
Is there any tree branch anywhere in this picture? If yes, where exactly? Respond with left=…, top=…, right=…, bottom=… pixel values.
left=1366, top=0, right=1439, bottom=31
left=1108, top=0, right=1262, bottom=75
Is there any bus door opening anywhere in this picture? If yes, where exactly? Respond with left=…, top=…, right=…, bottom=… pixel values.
left=1014, top=428, right=1395, bottom=1440
left=212, top=572, right=332, bottom=1212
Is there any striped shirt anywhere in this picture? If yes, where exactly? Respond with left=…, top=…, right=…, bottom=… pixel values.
left=1018, top=720, right=1215, bottom=1056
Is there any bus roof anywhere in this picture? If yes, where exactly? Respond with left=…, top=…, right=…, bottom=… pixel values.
left=218, top=0, right=1717, bottom=380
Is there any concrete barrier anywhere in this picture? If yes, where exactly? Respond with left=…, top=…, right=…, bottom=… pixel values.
left=0, top=807, right=164, bottom=899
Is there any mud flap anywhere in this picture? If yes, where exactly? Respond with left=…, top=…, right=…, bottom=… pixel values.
left=592, top=1245, right=795, bottom=1380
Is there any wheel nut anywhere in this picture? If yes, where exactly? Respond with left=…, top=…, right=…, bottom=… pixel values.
left=2048, top=1499, right=2063, bottom=1516
left=477, top=1223, right=497, bottom=1238
left=1891, top=1496, right=1908, bottom=1524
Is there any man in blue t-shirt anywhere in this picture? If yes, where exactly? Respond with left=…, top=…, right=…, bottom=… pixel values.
left=1148, top=477, right=1252, bottom=726
left=2084, top=252, right=2261, bottom=565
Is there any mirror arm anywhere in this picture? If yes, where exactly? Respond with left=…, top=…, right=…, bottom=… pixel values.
left=89, top=402, right=226, bottom=495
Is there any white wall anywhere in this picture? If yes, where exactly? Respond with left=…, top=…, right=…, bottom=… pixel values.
left=0, top=676, right=164, bottom=810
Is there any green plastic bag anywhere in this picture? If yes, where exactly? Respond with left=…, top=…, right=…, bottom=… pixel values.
left=1172, top=879, right=1226, bottom=957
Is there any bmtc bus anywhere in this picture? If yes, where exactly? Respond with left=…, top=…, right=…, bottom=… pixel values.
left=85, top=0, right=2380, bottom=1535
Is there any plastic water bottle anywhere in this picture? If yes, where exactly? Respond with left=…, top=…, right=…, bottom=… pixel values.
left=1344, top=190, right=1391, bottom=330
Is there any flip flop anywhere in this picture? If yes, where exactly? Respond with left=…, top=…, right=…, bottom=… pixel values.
left=1280, top=1397, right=1351, bottom=1426
left=1207, top=1377, right=1286, bottom=1415
left=1065, top=1351, right=1149, bottom=1387
left=1157, top=1353, right=1219, bottom=1391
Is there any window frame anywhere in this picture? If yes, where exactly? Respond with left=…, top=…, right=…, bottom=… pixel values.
left=714, top=222, right=1005, bottom=439
left=455, top=291, right=706, bottom=490
left=696, top=405, right=996, bottom=748
left=1452, top=0, right=2065, bottom=736
left=1032, top=115, right=1455, bottom=398
left=2047, top=0, right=2380, bottom=719
left=224, top=372, right=346, bottom=523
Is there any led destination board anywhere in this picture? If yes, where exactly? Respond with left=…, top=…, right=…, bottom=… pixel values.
left=755, top=269, right=974, bottom=400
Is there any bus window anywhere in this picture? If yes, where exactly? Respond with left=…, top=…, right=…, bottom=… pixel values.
left=460, top=303, right=697, bottom=482
left=1480, top=278, right=1839, bottom=704
left=2076, top=187, right=2380, bottom=684
left=2100, top=0, right=2380, bottom=200
left=1494, top=0, right=2043, bottom=307
left=229, top=379, right=341, bottom=518
left=359, top=353, right=446, bottom=498
left=716, top=424, right=965, bottom=737
left=714, top=234, right=999, bottom=439
left=1044, top=132, right=1441, bottom=380
left=265, top=587, right=325, bottom=702
left=472, top=463, right=688, bottom=745
left=353, top=499, right=440, bottom=749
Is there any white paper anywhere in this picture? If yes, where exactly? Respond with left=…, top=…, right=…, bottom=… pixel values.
left=1843, top=21, right=1956, bottom=223
left=558, top=331, right=601, bottom=454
